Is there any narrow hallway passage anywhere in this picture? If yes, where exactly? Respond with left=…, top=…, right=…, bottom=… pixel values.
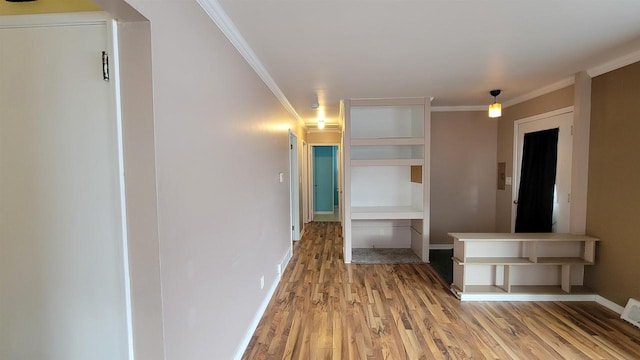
left=242, top=222, right=640, bottom=359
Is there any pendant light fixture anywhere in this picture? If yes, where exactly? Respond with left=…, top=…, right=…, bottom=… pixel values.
left=317, top=119, right=325, bottom=129
left=488, top=89, right=502, bottom=118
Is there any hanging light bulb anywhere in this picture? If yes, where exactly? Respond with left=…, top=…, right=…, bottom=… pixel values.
left=488, top=89, right=502, bottom=118
left=317, top=119, right=325, bottom=129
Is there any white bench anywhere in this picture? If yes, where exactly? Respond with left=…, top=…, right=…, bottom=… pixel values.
left=449, top=232, right=599, bottom=301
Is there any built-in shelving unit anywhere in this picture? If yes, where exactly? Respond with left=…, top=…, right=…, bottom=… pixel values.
left=342, top=98, right=431, bottom=263
left=449, top=232, right=599, bottom=301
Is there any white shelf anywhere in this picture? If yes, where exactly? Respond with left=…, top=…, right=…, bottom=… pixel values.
left=351, top=206, right=423, bottom=220
left=350, top=144, right=424, bottom=161
left=460, top=257, right=533, bottom=265
left=351, top=137, right=425, bottom=146
left=351, top=159, right=422, bottom=166
left=350, top=104, right=425, bottom=139
left=343, top=98, right=430, bottom=263
left=457, top=256, right=592, bottom=265
left=450, top=232, right=599, bottom=300
left=449, top=233, right=598, bottom=242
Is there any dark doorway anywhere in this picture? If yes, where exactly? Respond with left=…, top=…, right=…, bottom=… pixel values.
left=515, top=128, right=559, bottom=232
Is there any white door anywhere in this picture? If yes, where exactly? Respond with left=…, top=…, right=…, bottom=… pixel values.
left=512, top=109, right=573, bottom=233
left=0, top=19, right=130, bottom=359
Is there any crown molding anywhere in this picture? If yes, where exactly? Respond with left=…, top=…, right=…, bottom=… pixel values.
left=502, top=76, right=575, bottom=108
left=587, top=48, right=640, bottom=78
left=0, top=11, right=109, bottom=28
left=431, top=76, right=573, bottom=112
left=431, top=105, right=485, bottom=112
left=306, top=128, right=342, bottom=134
left=196, top=0, right=305, bottom=130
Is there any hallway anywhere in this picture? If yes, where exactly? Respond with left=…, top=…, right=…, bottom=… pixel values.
left=242, top=222, right=640, bottom=359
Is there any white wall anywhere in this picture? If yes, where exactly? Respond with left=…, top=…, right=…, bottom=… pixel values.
left=430, top=111, right=497, bottom=244
left=121, top=1, right=302, bottom=359
left=0, top=20, right=129, bottom=360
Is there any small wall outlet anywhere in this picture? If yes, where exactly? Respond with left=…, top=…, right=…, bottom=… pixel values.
left=260, top=276, right=265, bottom=289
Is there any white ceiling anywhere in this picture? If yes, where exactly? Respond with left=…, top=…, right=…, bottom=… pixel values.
left=216, top=0, right=640, bottom=127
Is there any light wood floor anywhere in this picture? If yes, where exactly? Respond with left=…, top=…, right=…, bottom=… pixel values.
left=242, top=222, right=640, bottom=359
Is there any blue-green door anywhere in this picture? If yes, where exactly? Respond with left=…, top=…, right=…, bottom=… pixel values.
left=313, top=146, right=334, bottom=212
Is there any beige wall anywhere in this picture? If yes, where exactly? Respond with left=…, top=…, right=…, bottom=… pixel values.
left=585, top=61, right=640, bottom=306
left=495, top=86, right=574, bottom=231
left=430, top=111, right=497, bottom=244
left=117, top=20, right=165, bottom=360
left=307, top=130, right=341, bottom=144
left=116, top=1, right=305, bottom=359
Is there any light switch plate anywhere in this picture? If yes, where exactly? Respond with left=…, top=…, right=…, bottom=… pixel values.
left=279, top=172, right=284, bottom=183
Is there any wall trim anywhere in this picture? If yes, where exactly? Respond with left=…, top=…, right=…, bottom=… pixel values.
left=511, top=106, right=574, bottom=126
left=503, top=77, right=575, bottom=108
left=0, top=11, right=109, bottom=28
left=196, top=0, right=305, bottom=130
left=233, top=246, right=292, bottom=360
left=307, top=128, right=342, bottom=134
left=431, top=105, right=485, bottom=112
left=595, top=295, right=625, bottom=314
left=587, top=48, right=640, bottom=78
left=430, top=77, right=574, bottom=113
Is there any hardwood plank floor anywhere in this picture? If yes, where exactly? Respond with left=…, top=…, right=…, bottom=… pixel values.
left=242, top=222, right=640, bottom=359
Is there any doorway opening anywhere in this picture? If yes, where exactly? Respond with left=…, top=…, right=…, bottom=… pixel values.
left=310, top=145, right=340, bottom=222
left=512, top=108, right=573, bottom=233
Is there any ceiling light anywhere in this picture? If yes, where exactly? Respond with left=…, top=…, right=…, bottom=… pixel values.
left=317, top=120, right=325, bottom=130
left=488, top=89, right=502, bottom=118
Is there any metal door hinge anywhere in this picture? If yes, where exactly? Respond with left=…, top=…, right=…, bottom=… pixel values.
left=290, top=144, right=293, bottom=150
left=292, top=225, right=295, bottom=231
left=102, top=51, right=110, bottom=81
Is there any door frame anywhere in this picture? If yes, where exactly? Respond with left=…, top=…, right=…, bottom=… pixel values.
left=308, top=143, right=341, bottom=221
left=289, top=130, right=301, bottom=241
left=511, top=106, right=574, bottom=232
left=301, top=140, right=311, bottom=223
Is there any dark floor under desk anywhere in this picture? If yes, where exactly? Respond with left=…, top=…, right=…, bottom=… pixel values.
left=429, top=249, right=453, bottom=284
left=350, top=248, right=453, bottom=285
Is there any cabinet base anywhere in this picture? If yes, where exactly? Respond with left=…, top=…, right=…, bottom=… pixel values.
left=451, top=284, right=597, bottom=301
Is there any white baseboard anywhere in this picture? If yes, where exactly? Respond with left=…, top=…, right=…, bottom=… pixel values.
left=595, top=295, right=625, bottom=314
left=280, top=246, right=293, bottom=275
left=457, top=292, right=627, bottom=311
left=233, top=246, right=292, bottom=360
left=459, top=293, right=597, bottom=302
left=429, top=244, right=454, bottom=250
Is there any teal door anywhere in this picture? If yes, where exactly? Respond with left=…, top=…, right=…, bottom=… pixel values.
left=313, top=146, right=334, bottom=212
